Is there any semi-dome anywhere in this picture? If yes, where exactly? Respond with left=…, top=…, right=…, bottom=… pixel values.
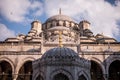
left=46, top=14, right=74, bottom=22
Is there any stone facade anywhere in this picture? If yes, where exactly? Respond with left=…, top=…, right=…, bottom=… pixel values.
left=0, top=14, right=120, bottom=80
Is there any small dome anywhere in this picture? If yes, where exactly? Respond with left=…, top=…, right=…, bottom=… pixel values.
left=46, top=14, right=74, bottom=22
left=38, top=47, right=90, bottom=68
left=42, top=47, right=79, bottom=59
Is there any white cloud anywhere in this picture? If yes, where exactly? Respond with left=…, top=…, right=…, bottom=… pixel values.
left=44, top=0, right=120, bottom=39
left=0, top=23, right=15, bottom=41
left=0, top=0, right=43, bottom=22
left=0, top=0, right=120, bottom=41
left=30, top=1, right=43, bottom=16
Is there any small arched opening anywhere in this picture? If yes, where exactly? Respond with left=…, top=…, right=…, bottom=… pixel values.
left=0, top=61, right=12, bottom=80
left=90, top=60, right=104, bottom=80
left=17, top=61, right=32, bottom=80
left=53, top=73, right=69, bottom=80
left=109, top=60, right=120, bottom=80
left=78, top=75, right=87, bottom=80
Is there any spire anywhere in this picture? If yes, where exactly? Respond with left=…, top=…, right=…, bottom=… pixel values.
left=59, top=8, right=61, bottom=15
left=59, top=31, right=63, bottom=47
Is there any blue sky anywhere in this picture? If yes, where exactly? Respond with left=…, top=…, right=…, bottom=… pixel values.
left=0, top=0, right=120, bottom=41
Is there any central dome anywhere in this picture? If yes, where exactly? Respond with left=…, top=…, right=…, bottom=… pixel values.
left=46, top=14, right=74, bottom=22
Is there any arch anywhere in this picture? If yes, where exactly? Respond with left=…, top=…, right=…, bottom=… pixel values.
left=90, top=60, right=105, bottom=80
left=53, top=73, right=69, bottom=80
left=0, top=60, right=13, bottom=80
left=108, top=60, right=120, bottom=80
left=78, top=75, right=87, bottom=80
left=105, top=55, right=120, bottom=74
left=33, top=71, right=44, bottom=80
left=17, top=61, right=33, bottom=80
left=78, top=70, right=89, bottom=80
left=16, top=57, right=35, bottom=74
left=88, top=57, right=105, bottom=74
left=50, top=69, right=73, bottom=80
left=0, top=57, right=15, bottom=73
left=17, top=57, right=35, bottom=80
left=88, top=57, right=102, bottom=63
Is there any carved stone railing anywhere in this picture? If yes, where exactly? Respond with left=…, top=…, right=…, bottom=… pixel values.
left=0, top=51, right=119, bottom=55
left=80, top=51, right=120, bottom=55
left=0, top=51, right=42, bottom=55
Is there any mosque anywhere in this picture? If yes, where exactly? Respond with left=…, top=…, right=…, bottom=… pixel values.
left=0, top=11, right=120, bottom=80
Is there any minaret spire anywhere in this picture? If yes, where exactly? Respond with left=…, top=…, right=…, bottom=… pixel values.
left=59, top=8, right=61, bottom=15
left=59, top=31, right=63, bottom=47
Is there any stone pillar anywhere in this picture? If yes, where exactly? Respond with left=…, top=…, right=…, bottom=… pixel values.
left=12, top=73, right=18, bottom=80
left=13, top=78, right=16, bottom=80
left=103, top=74, right=109, bottom=80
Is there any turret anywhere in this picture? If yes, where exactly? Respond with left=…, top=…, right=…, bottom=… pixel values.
left=25, top=20, right=42, bottom=40
left=31, top=20, right=42, bottom=35
left=79, top=20, right=90, bottom=30
left=79, top=20, right=93, bottom=37
left=28, top=20, right=42, bottom=36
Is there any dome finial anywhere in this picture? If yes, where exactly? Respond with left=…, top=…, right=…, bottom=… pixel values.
left=59, top=8, right=61, bottom=15
left=59, top=31, right=63, bottom=47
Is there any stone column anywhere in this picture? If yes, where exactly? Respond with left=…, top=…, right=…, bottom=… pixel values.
left=103, top=74, right=108, bottom=80
left=12, top=73, right=18, bottom=80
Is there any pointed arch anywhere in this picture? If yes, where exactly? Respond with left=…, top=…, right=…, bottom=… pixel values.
left=78, top=75, right=87, bottom=80
left=50, top=69, right=73, bottom=80
left=78, top=70, right=89, bottom=80
left=33, top=71, right=44, bottom=80
left=53, top=73, right=69, bottom=80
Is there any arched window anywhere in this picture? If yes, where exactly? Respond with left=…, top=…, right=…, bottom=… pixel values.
left=109, top=60, right=120, bottom=80
left=0, top=61, right=12, bottom=80
left=90, top=60, right=104, bottom=80
left=53, top=73, right=69, bottom=80
left=78, top=75, right=87, bottom=80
